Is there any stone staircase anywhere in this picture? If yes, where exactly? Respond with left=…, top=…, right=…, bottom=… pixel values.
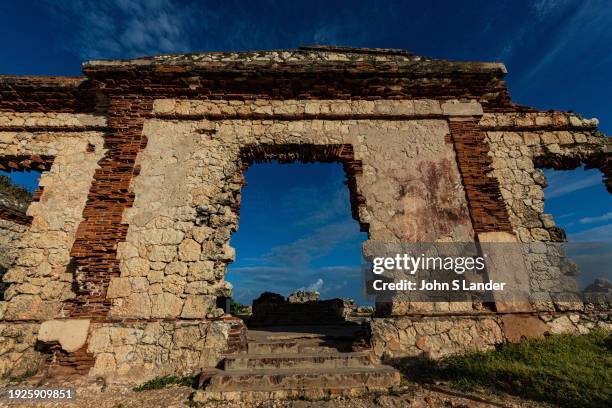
left=193, top=328, right=401, bottom=403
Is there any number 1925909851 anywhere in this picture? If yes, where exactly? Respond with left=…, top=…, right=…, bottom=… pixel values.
left=3, top=388, right=75, bottom=400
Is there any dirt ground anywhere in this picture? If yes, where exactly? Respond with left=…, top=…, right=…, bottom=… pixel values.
left=0, top=378, right=553, bottom=408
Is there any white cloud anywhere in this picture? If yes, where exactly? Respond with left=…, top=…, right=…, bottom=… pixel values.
left=531, top=0, right=573, bottom=19
left=544, top=170, right=603, bottom=199
left=579, top=212, right=612, bottom=225
left=519, top=0, right=612, bottom=84
left=46, top=0, right=197, bottom=59
left=495, top=0, right=574, bottom=61
left=568, top=223, right=612, bottom=242
left=300, top=278, right=324, bottom=293
left=257, top=219, right=363, bottom=269
left=227, top=264, right=363, bottom=304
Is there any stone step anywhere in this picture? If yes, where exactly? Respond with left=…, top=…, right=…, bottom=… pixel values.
left=246, top=341, right=300, bottom=354
left=223, top=351, right=372, bottom=370
left=203, top=365, right=400, bottom=393
left=193, top=385, right=390, bottom=403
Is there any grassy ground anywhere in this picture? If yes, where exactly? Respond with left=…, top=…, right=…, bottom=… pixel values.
left=132, top=375, right=198, bottom=392
left=401, top=330, right=612, bottom=408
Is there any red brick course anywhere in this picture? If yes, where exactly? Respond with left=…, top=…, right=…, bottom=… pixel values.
left=66, top=97, right=152, bottom=320
left=448, top=120, right=513, bottom=233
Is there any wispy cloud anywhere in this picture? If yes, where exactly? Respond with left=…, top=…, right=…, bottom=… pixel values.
left=531, top=0, right=572, bottom=18
left=510, top=0, right=612, bottom=87
left=544, top=169, right=603, bottom=199
left=495, top=0, right=575, bottom=62
left=299, top=278, right=324, bottom=293
left=579, top=212, right=612, bottom=225
left=43, top=0, right=412, bottom=61
left=258, top=220, right=362, bottom=269
left=286, top=185, right=352, bottom=227
left=568, top=223, right=612, bottom=242
left=227, top=214, right=363, bottom=304
left=46, top=0, right=199, bottom=59
left=228, top=264, right=363, bottom=304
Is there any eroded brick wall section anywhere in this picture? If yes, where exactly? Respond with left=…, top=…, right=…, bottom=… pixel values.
left=0, top=154, right=54, bottom=172
left=0, top=76, right=98, bottom=113
left=0, top=206, right=31, bottom=226
left=40, top=344, right=95, bottom=376
left=67, top=98, right=152, bottom=320
left=448, top=120, right=513, bottom=233
left=82, top=47, right=512, bottom=111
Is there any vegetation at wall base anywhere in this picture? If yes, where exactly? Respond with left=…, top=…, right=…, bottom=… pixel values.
left=132, top=375, right=198, bottom=392
left=402, top=330, right=611, bottom=408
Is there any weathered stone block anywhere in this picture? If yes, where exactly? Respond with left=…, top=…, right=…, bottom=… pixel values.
left=178, top=238, right=201, bottom=261
left=38, top=319, right=90, bottom=352
left=181, top=295, right=216, bottom=318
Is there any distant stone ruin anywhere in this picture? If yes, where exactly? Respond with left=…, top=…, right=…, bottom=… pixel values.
left=0, top=46, right=610, bottom=382
left=250, top=291, right=349, bottom=326
left=287, top=290, right=320, bottom=304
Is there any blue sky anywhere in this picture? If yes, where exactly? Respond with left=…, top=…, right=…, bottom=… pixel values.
left=225, top=163, right=366, bottom=304
left=0, top=0, right=610, bottom=303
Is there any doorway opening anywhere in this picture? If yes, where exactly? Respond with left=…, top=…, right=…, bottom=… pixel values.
left=225, top=145, right=371, bottom=350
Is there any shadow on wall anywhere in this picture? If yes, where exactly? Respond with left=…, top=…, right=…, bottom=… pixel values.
left=0, top=170, right=41, bottom=299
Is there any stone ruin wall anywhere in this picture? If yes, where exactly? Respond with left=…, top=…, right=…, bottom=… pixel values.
left=0, top=177, right=29, bottom=297
left=0, top=107, right=245, bottom=379
left=0, top=219, right=27, bottom=299
left=371, top=111, right=611, bottom=362
left=0, top=48, right=609, bottom=380
left=0, top=153, right=36, bottom=296
left=484, top=112, right=610, bottom=310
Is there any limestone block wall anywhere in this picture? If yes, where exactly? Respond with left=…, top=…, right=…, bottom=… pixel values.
left=0, top=219, right=27, bottom=297
left=0, top=129, right=106, bottom=320
left=483, top=112, right=611, bottom=309
left=370, top=315, right=504, bottom=360
left=482, top=112, right=608, bottom=242
left=370, top=310, right=611, bottom=361
left=0, top=112, right=107, bottom=377
left=0, top=322, right=40, bottom=377
left=87, top=319, right=238, bottom=380
left=104, top=99, right=476, bottom=320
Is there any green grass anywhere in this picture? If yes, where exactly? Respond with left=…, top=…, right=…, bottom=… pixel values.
left=132, top=375, right=198, bottom=392
left=5, top=368, right=38, bottom=383
left=402, top=330, right=612, bottom=408
left=230, top=299, right=248, bottom=315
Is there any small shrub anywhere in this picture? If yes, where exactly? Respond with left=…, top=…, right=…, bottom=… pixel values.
left=230, top=299, right=247, bottom=315
left=132, top=375, right=197, bottom=392
left=7, top=368, right=38, bottom=383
